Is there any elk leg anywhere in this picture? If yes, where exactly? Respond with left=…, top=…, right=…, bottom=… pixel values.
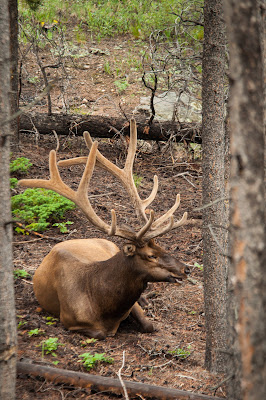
left=68, top=326, right=106, bottom=340
left=59, top=306, right=107, bottom=339
left=130, top=302, right=154, bottom=333
left=138, top=294, right=149, bottom=307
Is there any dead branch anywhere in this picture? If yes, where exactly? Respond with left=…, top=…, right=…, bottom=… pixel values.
left=117, top=351, right=129, bottom=400
left=14, top=222, right=62, bottom=242
left=19, top=113, right=201, bottom=142
left=17, top=360, right=226, bottom=400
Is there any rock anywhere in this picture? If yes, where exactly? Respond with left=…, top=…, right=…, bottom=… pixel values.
left=134, top=91, right=202, bottom=123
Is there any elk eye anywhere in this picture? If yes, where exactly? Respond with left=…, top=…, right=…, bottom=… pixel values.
left=148, top=255, right=157, bottom=260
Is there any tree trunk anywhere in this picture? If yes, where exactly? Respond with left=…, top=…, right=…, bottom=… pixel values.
left=201, top=0, right=228, bottom=373
left=224, top=1, right=266, bottom=399
left=0, top=0, right=17, bottom=399
left=9, top=0, right=19, bottom=146
left=19, top=112, right=201, bottom=142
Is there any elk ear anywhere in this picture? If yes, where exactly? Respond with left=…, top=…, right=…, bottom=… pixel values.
left=123, top=244, right=136, bottom=257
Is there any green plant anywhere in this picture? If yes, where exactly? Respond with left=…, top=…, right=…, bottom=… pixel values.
left=52, top=221, right=74, bottom=233
left=41, top=337, right=62, bottom=357
left=45, top=316, right=59, bottom=326
left=114, top=78, right=129, bottom=94
left=168, top=345, right=191, bottom=359
left=79, top=352, right=113, bottom=371
left=80, top=338, right=98, bottom=347
left=104, top=61, right=112, bottom=75
left=14, top=269, right=31, bottom=279
left=10, top=157, right=32, bottom=174
left=17, top=315, right=28, bottom=330
left=189, top=143, right=202, bottom=160
left=28, top=328, right=45, bottom=336
left=10, top=178, right=18, bottom=189
left=11, top=188, right=75, bottom=232
left=133, top=173, right=143, bottom=188
left=194, top=262, right=203, bottom=271
left=18, top=320, right=27, bottom=329
left=27, top=76, right=40, bottom=84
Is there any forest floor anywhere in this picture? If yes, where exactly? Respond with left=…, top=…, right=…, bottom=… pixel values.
left=12, top=33, right=226, bottom=400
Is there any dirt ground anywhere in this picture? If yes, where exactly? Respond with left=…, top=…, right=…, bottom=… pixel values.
left=12, top=34, right=226, bottom=400
left=20, top=35, right=149, bottom=118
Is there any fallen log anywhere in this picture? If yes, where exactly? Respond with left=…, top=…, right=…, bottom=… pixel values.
left=17, top=360, right=225, bottom=400
left=19, top=113, right=201, bottom=142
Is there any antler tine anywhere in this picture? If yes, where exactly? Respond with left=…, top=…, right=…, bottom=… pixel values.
left=144, top=211, right=188, bottom=241
left=136, top=210, right=155, bottom=241
left=58, top=156, right=88, bottom=167
left=124, top=118, right=137, bottom=173
left=19, top=150, right=77, bottom=200
left=151, top=194, right=181, bottom=229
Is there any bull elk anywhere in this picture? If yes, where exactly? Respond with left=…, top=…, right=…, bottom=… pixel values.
left=19, top=119, right=190, bottom=339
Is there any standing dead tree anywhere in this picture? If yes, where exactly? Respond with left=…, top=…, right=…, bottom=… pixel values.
left=18, top=17, right=70, bottom=115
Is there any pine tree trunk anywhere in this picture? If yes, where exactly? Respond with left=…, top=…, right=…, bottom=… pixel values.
left=224, top=1, right=266, bottom=399
left=9, top=0, right=19, bottom=146
left=201, top=0, right=228, bottom=373
left=0, top=0, right=17, bottom=398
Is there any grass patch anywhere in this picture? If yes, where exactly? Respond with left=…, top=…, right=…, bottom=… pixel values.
left=19, top=0, right=186, bottom=40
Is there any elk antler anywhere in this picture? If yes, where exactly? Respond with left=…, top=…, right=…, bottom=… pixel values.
left=19, top=142, right=136, bottom=240
left=58, top=120, right=158, bottom=223
left=57, top=119, right=187, bottom=242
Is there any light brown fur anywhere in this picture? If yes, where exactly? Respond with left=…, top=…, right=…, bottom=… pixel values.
left=33, top=238, right=189, bottom=339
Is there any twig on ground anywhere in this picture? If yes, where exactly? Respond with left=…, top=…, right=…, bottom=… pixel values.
left=117, top=351, right=129, bottom=400
left=14, top=222, right=61, bottom=242
left=210, top=374, right=234, bottom=394
left=181, top=174, right=198, bottom=188
left=13, top=238, right=44, bottom=245
left=21, top=279, right=33, bottom=285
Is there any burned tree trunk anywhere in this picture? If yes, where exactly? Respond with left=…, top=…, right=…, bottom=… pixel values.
left=19, top=112, right=201, bottom=142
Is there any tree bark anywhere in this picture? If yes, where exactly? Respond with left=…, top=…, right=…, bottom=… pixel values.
left=224, top=1, right=266, bottom=399
left=9, top=0, right=19, bottom=146
left=0, top=0, right=17, bottom=399
left=201, top=0, right=228, bottom=373
left=19, top=112, right=201, bottom=142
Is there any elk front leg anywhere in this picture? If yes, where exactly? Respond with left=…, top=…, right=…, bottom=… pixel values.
left=130, top=302, right=154, bottom=333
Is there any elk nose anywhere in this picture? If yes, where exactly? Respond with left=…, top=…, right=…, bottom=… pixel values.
left=184, top=266, right=190, bottom=275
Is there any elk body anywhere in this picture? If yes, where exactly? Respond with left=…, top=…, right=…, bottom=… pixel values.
left=20, top=119, right=190, bottom=339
